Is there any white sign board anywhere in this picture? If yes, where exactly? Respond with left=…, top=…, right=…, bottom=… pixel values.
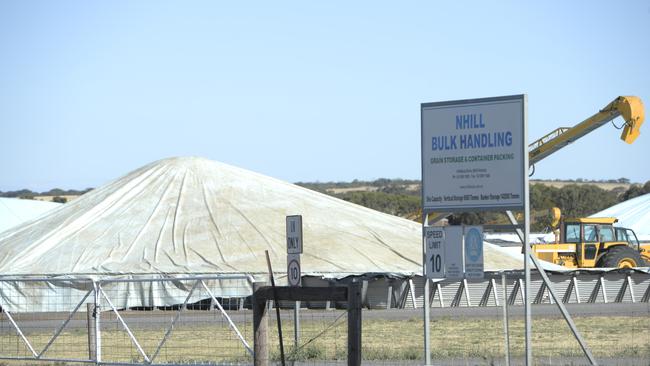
left=443, top=226, right=464, bottom=280
left=421, top=95, right=526, bottom=212
left=424, top=227, right=445, bottom=279
left=286, top=215, right=303, bottom=254
left=287, top=254, right=301, bottom=286
left=464, top=226, right=484, bottom=279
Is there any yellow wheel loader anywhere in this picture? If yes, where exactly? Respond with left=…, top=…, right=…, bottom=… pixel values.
left=528, top=96, right=648, bottom=268
left=532, top=209, right=650, bottom=268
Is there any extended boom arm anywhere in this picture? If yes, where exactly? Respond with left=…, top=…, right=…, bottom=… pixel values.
left=529, top=96, right=644, bottom=165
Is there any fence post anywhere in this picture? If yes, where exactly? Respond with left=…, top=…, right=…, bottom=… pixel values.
left=86, top=303, right=96, bottom=361
left=347, top=281, right=362, bottom=366
left=253, top=282, right=269, bottom=366
left=94, top=282, right=102, bottom=363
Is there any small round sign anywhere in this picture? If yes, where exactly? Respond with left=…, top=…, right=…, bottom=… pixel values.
left=287, top=258, right=301, bottom=286
left=465, top=227, right=483, bottom=262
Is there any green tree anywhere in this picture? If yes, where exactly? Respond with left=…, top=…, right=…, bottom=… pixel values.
left=52, top=196, right=68, bottom=203
left=620, top=181, right=650, bottom=201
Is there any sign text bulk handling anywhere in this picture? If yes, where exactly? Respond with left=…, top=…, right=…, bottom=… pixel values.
left=431, top=114, right=513, bottom=151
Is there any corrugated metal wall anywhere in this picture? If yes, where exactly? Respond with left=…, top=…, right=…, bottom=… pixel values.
left=362, top=270, right=650, bottom=309
left=295, top=270, right=649, bottom=309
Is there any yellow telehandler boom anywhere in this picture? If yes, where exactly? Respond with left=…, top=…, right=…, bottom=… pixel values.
left=529, top=96, right=644, bottom=165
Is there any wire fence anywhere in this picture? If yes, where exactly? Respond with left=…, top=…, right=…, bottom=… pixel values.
left=0, top=274, right=648, bottom=366
left=272, top=306, right=349, bottom=364
left=0, top=275, right=255, bottom=365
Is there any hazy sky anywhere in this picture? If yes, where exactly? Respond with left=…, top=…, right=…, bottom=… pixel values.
left=1, top=1, right=649, bottom=191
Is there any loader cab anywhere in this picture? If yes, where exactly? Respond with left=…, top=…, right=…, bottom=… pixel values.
left=560, top=217, right=620, bottom=267
left=615, top=227, right=641, bottom=250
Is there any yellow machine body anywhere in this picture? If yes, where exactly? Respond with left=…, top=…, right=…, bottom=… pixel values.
left=531, top=210, right=648, bottom=268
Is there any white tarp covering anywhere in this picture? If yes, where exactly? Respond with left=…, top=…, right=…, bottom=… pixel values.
left=591, top=192, right=650, bottom=241
left=0, top=157, right=522, bottom=277
left=0, top=198, right=60, bottom=234
left=0, top=157, right=524, bottom=311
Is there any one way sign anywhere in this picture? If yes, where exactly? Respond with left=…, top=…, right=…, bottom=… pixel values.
left=286, top=215, right=302, bottom=254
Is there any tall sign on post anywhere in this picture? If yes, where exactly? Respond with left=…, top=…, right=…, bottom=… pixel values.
left=286, top=215, right=303, bottom=350
left=286, top=215, right=303, bottom=287
left=421, top=95, right=526, bottom=212
left=421, top=95, right=528, bottom=365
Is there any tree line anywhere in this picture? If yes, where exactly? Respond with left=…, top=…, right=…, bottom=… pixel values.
left=4, top=178, right=649, bottom=232
left=0, top=188, right=93, bottom=199
left=298, top=178, right=650, bottom=232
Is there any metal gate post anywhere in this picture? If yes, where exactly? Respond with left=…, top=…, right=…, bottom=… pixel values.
left=93, top=281, right=101, bottom=364
left=86, top=303, right=96, bottom=361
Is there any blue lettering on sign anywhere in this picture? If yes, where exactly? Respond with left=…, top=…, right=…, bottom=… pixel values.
left=430, top=113, right=514, bottom=152
left=459, top=131, right=512, bottom=149
left=432, top=135, right=457, bottom=151
left=455, top=114, right=485, bottom=129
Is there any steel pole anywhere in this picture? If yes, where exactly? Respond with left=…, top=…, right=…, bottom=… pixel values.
left=501, top=272, right=511, bottom=366
left=522, top=96, right=532, bottom=366
left=422, top=214, right=431, bottom=366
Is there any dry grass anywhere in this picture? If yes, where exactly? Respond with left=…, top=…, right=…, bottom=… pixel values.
left=0, top=313, right=648, bottom=364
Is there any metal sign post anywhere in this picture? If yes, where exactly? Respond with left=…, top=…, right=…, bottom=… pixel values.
left=286, top=215, right=303, bottom=353
left=520, top=95, right=533, bottom=366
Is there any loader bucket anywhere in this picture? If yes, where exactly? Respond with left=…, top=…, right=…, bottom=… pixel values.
left=617, top=96, right=644, bottom=144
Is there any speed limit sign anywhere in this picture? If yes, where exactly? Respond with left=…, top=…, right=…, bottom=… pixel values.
left=424, top=227, right=445, bottom=279
left=287, top=254, right=301, bottom=286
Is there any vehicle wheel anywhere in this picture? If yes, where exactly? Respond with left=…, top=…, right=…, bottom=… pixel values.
left=599, top=246, right=645, bottom=268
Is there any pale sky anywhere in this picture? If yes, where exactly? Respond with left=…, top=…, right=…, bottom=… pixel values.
left=1, top=1, right=649, bottom=191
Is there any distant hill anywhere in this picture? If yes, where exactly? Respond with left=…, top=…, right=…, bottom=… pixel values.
left=529, top=179, right=631, bottom=194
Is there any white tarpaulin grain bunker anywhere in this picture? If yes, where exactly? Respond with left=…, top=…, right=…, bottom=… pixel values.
left=591, top=192, right=650, bottom=241
left=0, top=157, right=522, bottom=311
left=0, top=197, right=61, bottom=234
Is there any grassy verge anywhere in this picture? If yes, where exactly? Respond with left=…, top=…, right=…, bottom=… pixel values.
left=0, top=313, right=647, bottom=364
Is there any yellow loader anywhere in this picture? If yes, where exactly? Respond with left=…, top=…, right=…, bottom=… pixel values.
left=532, top=208, right=650, bottom=268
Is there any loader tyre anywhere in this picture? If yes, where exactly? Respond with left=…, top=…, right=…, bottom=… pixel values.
left=599, top=246, right=645, bottom=268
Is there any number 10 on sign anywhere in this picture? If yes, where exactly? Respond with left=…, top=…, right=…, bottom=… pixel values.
left=287, top=254, right=301, bottom=286
left=424, top=227, right=445, bottom=279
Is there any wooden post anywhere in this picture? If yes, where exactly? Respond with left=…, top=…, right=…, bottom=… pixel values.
left=253, top=282, right=269, bottom=366
left=252, top=285, right=350, bottom=365
left=347, top=281, right=362, bottom=366
left=86, top=303, right=96, bottom=361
